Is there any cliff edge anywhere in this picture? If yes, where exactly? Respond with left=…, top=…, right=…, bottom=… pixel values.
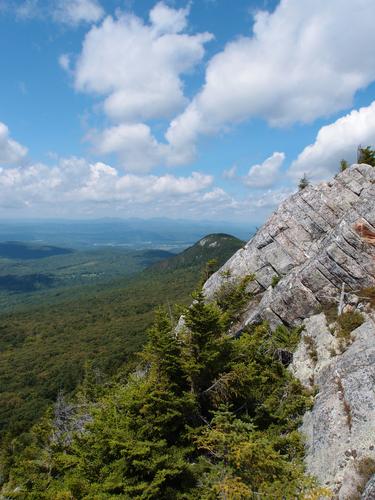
left=203, top=164, right=375, bottom=498
left=204, top=164, right=375, bottom=328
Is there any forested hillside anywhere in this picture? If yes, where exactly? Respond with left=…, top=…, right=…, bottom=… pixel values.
left=0, top=234, right=243, bottom=442
left=0, top=273, right=326, bottom=499
left=0, top=244, right=175, bottom=311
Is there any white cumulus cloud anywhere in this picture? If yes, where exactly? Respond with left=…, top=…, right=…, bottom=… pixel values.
left=288, top=101, right=375, bottom=180
left=244, top=152, right=285, bottom=188
left=0, top=156, right=218, bottom=217
left=0, top=122, right=28, bottom=165
left=92, top=123, right=168, bottom=173
left=73, top=3, right=213, bottom=123
left=166, top=0, right=375, bottom=157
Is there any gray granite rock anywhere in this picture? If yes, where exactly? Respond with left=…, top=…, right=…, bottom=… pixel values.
left=361, top=475, right=375, bottom=499
left=291, top=315, right=375, bottom=499
left=200, top=164, right=375, bottom=498
left=204, top=164, right=375, bottom=328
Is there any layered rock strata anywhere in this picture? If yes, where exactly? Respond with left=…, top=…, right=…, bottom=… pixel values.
left=202, top=164, right=375, bottom=498
left=204, top=164, right=375, bottom=329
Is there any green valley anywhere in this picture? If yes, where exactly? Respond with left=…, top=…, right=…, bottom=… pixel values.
left=0, top=243, right=174, bottom=311
left=0, top=234, right=244, bottom=441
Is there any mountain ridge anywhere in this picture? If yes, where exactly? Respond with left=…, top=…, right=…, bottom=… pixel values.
left=154, top=233, right=244, bottom=271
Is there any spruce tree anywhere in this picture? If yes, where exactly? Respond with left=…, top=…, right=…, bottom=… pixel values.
left=182, top=290, right=231, bottom=396
left=358, top=145, right=375, bottom=166
left=298, top=174, right=310, bottom=190
left=340, top=159, right=349, bottom=171
left=143, top=308, right=186, bottom=389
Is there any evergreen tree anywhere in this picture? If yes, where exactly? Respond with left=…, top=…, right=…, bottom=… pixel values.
left=142, top=308, right=186, bottom=389
left=357, top=145, right=375, bottom=166
left=195, top=406, right=325, bottom=499
left=182, top=290, right=231, bottom=396
left=340, top=159, right=349, bottom=171
left=298, top=174, right=310, bottom=190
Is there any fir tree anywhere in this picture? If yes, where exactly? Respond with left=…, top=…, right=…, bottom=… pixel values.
left=298, top=174, right=310, bottom=190
left=182, top=290, right=231, bottom=396
left=340, top=159, right=349, bottom=172
left=357, top=145, right=375, bottom=166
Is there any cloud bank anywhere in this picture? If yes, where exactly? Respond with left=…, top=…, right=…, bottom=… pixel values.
left=0, top=121, right=291, bottom=221
left=0, top=146, right=241, bottom=219
left=0, top=122, right=28, bottom=165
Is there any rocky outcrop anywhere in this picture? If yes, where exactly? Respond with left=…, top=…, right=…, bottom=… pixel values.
left=362, top=475, right=375, bottom=499
left=201, top=164, right=375, bottom=498
left=290, top=313, right=375, bottom=498
left=204, top=164, right=375, bottom=329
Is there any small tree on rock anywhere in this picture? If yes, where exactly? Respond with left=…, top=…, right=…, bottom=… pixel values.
left=340, top=159, right=349, bottom=172
left=357, top=146, right=375, bottom=167
left=298, top=174, right=310, bottom=191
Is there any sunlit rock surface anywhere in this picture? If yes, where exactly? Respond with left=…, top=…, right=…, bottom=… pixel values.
left=204, top=164, right=375, bottom=329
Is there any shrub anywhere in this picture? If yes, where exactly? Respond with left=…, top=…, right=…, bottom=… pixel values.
left=271, top=274, right=281, bottom=288
left=336, top=311, right=364, bottom=341
left=340, top=159, right=349, bottom=171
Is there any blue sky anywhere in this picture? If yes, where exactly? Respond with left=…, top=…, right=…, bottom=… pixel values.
left=1, top=0, right=375, bottom=222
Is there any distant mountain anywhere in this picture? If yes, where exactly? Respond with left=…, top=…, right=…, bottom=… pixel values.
left=0, top=219, right=254, bottom=249
left=0, top=245, right=175, bottom=301
left=155, top=233, right=244, bottom=271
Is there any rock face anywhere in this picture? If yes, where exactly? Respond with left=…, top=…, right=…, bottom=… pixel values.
left=362, top=475, right=375, bottom=499
left=201, top=164, right=375, bottom=498
left=204, top=164, right=375, bottom=329
left=290, top=313, right=375, bottom=498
